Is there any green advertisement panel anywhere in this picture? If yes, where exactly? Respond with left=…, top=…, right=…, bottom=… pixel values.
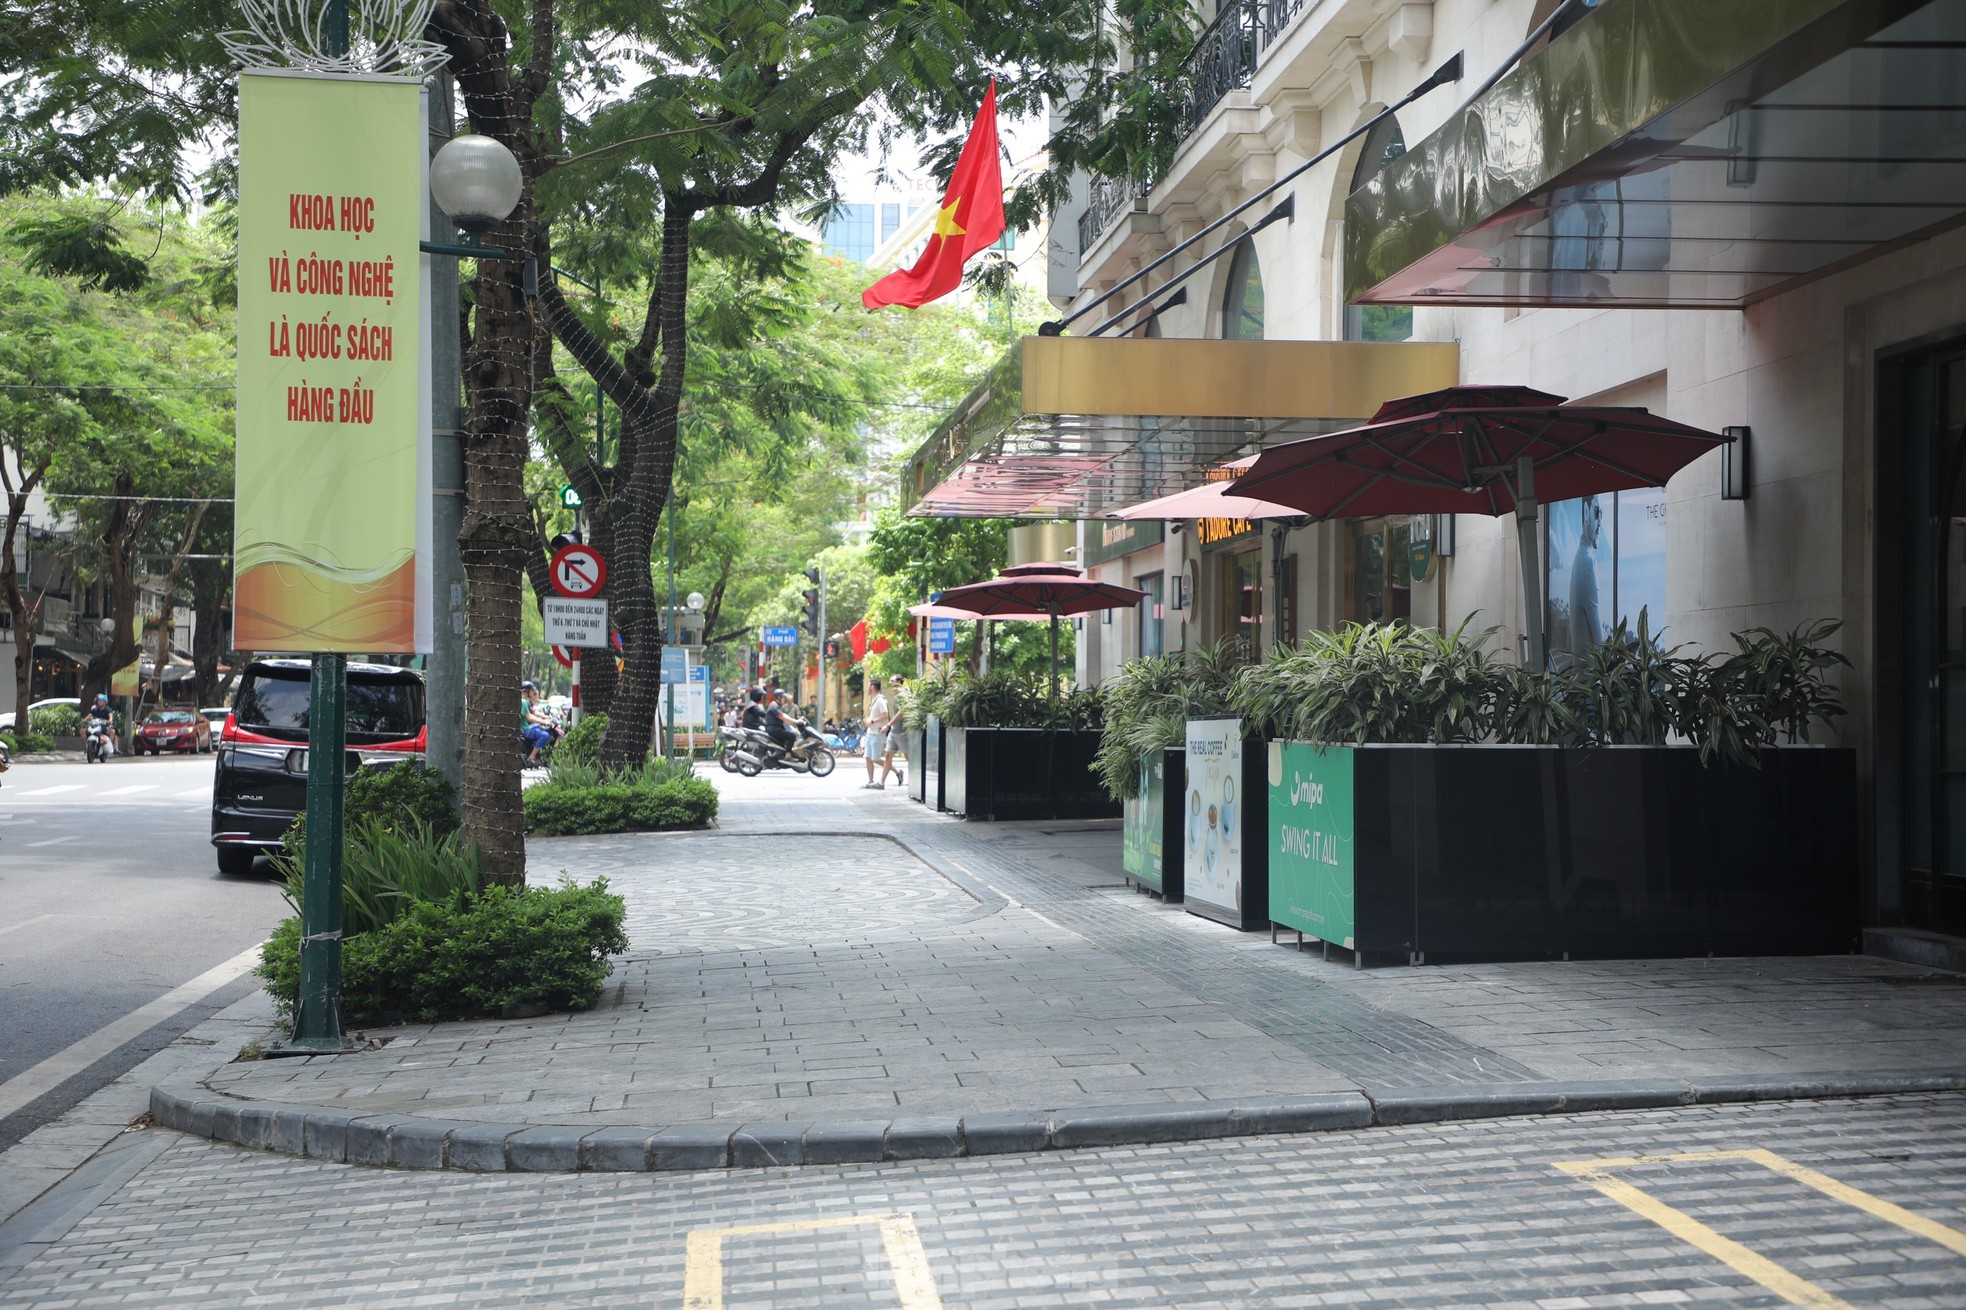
left=1266, top=742, right=1356, bottom=946
left=1122, top=752, right=1166, bottom=889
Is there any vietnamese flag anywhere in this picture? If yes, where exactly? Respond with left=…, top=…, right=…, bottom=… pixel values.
left=863, top=81, right=1006, bottom=310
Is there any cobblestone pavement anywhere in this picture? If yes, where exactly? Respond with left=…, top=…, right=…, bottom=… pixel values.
left=188, top=768, right=1966, bottom=1135
left=5, top=1093, right=1963, bottom=1306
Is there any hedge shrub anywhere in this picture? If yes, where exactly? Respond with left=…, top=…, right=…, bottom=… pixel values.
left=257, top=879, right=628, bottom=1025
left=524, top=768, right=718, bottom=836
left=556, top=712, right=608, bottom=767
left=1, top=731, right=56, bottom=754
left=29, top=704, right=79, bottom=737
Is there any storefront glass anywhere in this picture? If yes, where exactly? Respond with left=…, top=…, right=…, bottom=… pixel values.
left=1136, top=572, right=1165, bottom=657
left=1545, top=488, right=1667, bottom=660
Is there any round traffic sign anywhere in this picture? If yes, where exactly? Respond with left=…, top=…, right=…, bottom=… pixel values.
left=549, top=544, right=607, bottom=598
left=553, top=644, right=574, bottom=668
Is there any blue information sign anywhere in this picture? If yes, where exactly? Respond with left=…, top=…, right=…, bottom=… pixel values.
left=761, top=625, right=800, bottom=647
left=928, top=616, right=956, bottom=654
left=660, top=647, right=689, bottom=684
left=688, top=665, right=709, bottom=682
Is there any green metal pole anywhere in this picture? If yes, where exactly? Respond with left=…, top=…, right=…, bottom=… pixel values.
left=291, top=652, right=347, bottom=1048
left=289, top=0, right=352, bottom=1053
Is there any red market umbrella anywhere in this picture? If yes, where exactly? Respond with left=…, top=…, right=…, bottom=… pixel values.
left=1231, top=385, right=1732, bottom=667
left=937, top=566, right=1148, bottom=706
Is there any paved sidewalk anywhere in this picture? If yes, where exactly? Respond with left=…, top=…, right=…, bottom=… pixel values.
left=153, top=767, right=1966, bottom=1170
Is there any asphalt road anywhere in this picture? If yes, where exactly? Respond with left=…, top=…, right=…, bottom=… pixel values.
left=0, top=752, right=288, bottom=1151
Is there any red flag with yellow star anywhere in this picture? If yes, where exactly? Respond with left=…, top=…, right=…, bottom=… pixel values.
left=863, top=81, right=1005, bottom=310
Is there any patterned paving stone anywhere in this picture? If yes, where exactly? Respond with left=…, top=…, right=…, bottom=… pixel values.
left=4, top=1093, right=1962, bottom=1307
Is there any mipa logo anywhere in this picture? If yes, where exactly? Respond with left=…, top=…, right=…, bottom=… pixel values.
left=1289, top=773, right=1325, bottom=808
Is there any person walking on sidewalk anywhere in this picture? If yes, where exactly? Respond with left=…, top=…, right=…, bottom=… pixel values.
left=862, top=678, right=890, bottom=789
left=878, top=675, right=906, bottom=788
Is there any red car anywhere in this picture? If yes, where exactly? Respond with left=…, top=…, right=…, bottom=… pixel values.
left=135, top=709, right=214, bottom=755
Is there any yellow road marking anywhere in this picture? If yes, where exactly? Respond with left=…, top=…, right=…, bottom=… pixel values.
left=682, top=1212, right=943, bottom=1310
left=1554, top=1147, right=1966, bottom=1309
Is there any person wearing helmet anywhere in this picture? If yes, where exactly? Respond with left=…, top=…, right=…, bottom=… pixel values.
left=86, top=693, right=118, bottom=759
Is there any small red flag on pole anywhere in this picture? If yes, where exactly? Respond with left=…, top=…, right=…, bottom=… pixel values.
left=863, top=81, right=1006, bottom=310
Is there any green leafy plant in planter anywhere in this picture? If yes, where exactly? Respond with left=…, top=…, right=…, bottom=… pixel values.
left=281, top=761, right=460, bottom=871
left=895, top=663, right=955, bottom=733
left=1233, top=620, right=1505, bottom=746
left=1691, top=618, right=1851, bottom=768
left=277, top=817, right=483, bottom=937
left=1093, top=638, right=1243, bottom=801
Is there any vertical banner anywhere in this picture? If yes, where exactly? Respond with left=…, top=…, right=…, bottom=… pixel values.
left=1266, top=741, right=1356, bottom=947
left=234, top=71, right=428, bottom=653
left=1182, top=717, right=1244, bottom=916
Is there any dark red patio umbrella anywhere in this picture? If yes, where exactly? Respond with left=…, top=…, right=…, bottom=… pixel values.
left=1230, top=385, right=1732, bottom=667
left=937, top=564, right=1147, bottom=706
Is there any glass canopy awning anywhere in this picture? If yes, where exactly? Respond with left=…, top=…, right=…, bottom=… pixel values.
left=901, top=337, right=1459, bottom=518
left=1347, top=0, right=1966, bottom=310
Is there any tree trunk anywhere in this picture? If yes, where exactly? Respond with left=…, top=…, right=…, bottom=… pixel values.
left=80, top=474, right=150, bottom=700
left=1, top=460, right=47, bottom=720
left=596, top=199, right=692, bottom=771
left=456, top=210, right=535, bottom=885
left=188, top=563, right=229, bottom=707
left=148, top=503, right=208, bottom=707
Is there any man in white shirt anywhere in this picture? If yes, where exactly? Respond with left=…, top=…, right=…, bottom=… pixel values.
left=862, top=678, right=890, bottom=789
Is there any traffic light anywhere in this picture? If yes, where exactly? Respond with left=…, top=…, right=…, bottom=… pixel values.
left=801, top=566, right=822, bottom=637
left=823, top=638, right=840, bottom=660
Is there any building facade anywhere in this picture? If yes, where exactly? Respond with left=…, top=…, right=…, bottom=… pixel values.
left=903, top=0, right=1966, bottom=949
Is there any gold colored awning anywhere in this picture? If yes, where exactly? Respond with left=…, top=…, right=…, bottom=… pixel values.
left=903, top=336, right=1460, bottom=518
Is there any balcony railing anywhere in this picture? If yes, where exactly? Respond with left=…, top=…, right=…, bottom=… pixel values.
left=1079, top=0, right=1307, bottom=258
left=1078, top=173, right=1147, bottom=255
left=1176, top=0, right=1303, bottom=137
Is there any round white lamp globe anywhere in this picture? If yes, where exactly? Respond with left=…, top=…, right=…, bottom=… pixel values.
left=429, top=134, right=522, bottom=234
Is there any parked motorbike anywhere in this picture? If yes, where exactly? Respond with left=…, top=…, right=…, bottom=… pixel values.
left=84, top=713, right=116, bottom=763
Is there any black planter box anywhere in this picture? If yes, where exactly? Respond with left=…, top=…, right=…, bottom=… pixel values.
left=1268, top=744, right=1859, bottom=963
left=906, top=721, right=946, bottom=809
left=943, top=727, right=1122, bottom=821
left=1122, top=747, right=1185, bottom=901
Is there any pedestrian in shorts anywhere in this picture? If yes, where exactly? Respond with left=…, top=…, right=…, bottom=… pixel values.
left=879, top=675, right=906, bottom=787
left=861, top=678, right=891, bottom=789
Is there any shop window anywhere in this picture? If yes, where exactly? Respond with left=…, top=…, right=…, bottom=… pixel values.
left=1223, top=551, right=1263, bottom=651
left=1221, top=239, right=1264, bottom=341
left=1545, top=488, right=1667, bottom=663
left=1344, top=115, right=1412, bottom=343
left=1136, top=572, right=1165, bottom=657
left=1348, top=518, right=1416, bottom=624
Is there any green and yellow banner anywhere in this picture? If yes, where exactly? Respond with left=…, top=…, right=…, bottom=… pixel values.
left=235, top=71, right=428, bottom=653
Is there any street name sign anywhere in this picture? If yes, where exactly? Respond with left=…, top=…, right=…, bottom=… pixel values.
left=544, top=598, right=609, bottom=647
left=928, top=616, right=956, bottom=654
left=761, top=625, right=800, bottom=647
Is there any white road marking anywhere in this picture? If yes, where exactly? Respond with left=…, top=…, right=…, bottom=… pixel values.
left=0, top=913, right=56, bottom=938
left=176, top=787, right=212, bottom=799
left=0, top=942, right=265, bottom=1122
left=9, top=785, right=84, bottom=798
left=99, top=785, right=157, bottom=797
left=24, top=836, right=79, bottom=847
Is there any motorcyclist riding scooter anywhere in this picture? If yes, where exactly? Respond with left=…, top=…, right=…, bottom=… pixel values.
left=84, top=693, right=116, bottom=763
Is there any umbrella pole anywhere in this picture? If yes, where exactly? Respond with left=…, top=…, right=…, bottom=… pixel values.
left=1514, top=454, right=1546, bottom=670
left=1049, top=610, right=1060, bottom=714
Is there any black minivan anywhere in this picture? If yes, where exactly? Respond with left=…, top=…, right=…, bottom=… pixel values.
left=210, top=659, right=426, bottom=874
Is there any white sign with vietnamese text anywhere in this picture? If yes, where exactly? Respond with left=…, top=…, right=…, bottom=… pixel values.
left=544, top=597, right=609, bottom=647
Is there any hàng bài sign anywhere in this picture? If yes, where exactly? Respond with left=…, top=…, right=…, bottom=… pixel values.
left=234, top=70, right=430, bottom=653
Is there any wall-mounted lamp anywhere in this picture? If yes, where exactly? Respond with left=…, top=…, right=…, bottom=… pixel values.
left=1171, top=574, right=1191, bottom=611
left=1435, top=513, right=1456, bottom=558
left=1721, top=426, right=1751, bottom=501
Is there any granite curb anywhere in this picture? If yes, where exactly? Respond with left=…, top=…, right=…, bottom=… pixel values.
left=149, top=1068, right=1966, bottom=1174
